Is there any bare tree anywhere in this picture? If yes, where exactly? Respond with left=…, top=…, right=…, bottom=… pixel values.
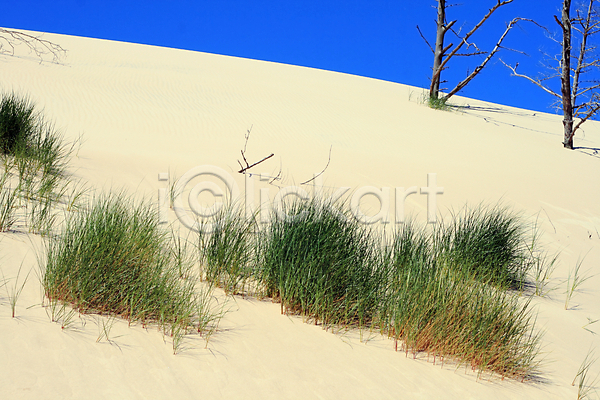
left=503, top=0, right=600, bottom=149
left=0, top=28, right=66, bottom=63
left=418, top=0, right=519, bottom=105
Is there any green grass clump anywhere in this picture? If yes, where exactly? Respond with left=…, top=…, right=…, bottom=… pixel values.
left=199, top=205, right=256, bottom=295
left=0, top=91, right=71, bottom=181
left=433, top=204, right=532, bottom=289
left=198, top=199, right=542, bottom=379
left=42, top=193, right=214, bottom=340
left=0, top=91, right=37, bottom=156
left=257, top=199, right=383, bottom=328
left=380, top=221, right=540, bottom=379
left=0, top=91, right=78, bottom=235
left=427, top=95, right=451, bottom=110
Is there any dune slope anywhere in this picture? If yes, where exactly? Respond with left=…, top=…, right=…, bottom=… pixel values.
left=0, top=30, right=599, bottom=399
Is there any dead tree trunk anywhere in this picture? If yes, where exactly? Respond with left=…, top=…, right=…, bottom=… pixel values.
left=421, top=0, right=515, bottom=105
left=558, top=0, right=575, bottom=149
left=502, top=0, right=600, bottom=150
left=430, top=0, right=455, bottom=99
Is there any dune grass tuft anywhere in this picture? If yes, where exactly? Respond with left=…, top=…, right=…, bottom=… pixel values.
left=427, top=95, right=451, bottom=110
left=257, top=199, right=383, bottom=329
left=0, top=91, right=79, bottom=236
left=202, top=198, right=543, bottom=379
left=433, top=204, right=532, bottom=289
left=0, top=91, right=72, bottom=183
left=199, top=205, right=256, bottom=295
left=0, top=91, right=38, bottom=156
left=196, top=198, right=543, bottom=379
left=380, top=220, right=540, bottom=379
left=42, top=193, right=219, bottom=341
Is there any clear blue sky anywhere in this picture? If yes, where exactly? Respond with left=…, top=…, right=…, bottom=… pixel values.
left=0, top=1, right=587, bottom=114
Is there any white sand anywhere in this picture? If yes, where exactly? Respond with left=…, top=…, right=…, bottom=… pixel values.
left=1, top=29, right=599, bottom=399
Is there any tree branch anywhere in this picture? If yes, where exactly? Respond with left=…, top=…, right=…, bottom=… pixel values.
left=453, top=51, right=488, bottom=57
left=238, top=153, right=274, bottom=174
left=416, top=25, right=435, bottom=53
left=572, top=0, right=596, bottom=106
left=430, top=0, right=514, bottom=90
left=444, top=17, right=521, bottom=101
left=500, top=59, right=562, bottom=99
left=300, top=146, right=332, bottom=186
left=0, top=28, right=66, bottom=63
left=236, top=125, right=275, bottom=174
left=573, top=101, right=600, bottom=134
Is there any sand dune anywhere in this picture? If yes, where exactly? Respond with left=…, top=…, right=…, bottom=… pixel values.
left=1, top=29, right=599, bottom=399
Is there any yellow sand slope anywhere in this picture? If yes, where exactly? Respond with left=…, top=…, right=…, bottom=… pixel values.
left=0, top=30, right=599, bottom=399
